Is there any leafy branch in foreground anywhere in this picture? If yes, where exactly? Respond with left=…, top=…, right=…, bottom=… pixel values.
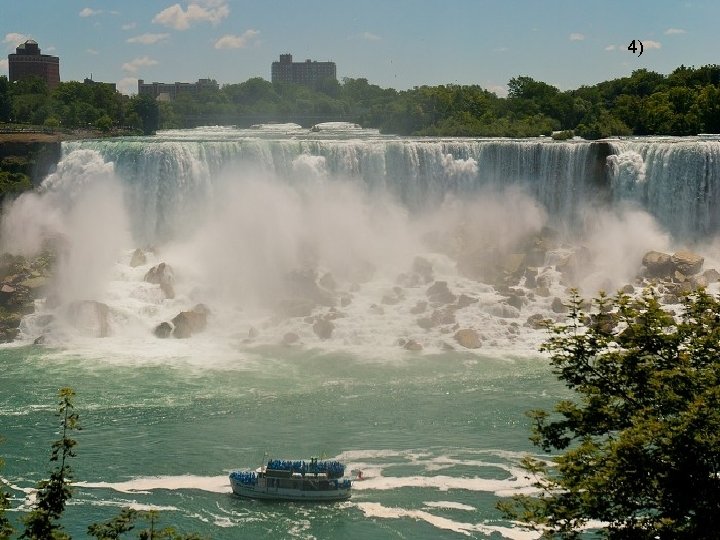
left=499, top=289, right=720, bottom=539
left=0, top=388, right=205, bottom=540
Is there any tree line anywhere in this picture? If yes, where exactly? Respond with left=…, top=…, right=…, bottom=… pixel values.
left=2, top=63, right=720, bottom=137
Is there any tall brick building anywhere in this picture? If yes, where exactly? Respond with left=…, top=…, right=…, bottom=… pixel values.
left=271, top=54, right=336, bottom=88
left=8, top=40, right=60, bottom=90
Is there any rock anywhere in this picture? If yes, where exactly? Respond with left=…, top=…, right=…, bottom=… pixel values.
left=673, top=270, right=687, bottom=283
left=535, top=286, right=551, bottom=297
left=403, top=339, right=423, bottom=351
left=276, top=298, right=316, bottom=318
left=369, top=304, right=384, bottom=315
left=642, top=251, right=673, bottom=277
left=456, top=294, right=478, bottom=308
left=18, top=276, right=48, bottom=290
left=340, top=295, right=352, bottom=307
left=535, top=273, right=553, bottom=289
left=702, top=268, right=720, bottom=282
left=431, top=307, right=456, bottom=326
left=524, top=267, right=539, bottom=288
left=171, top=304, right=209, bottom=338
left=130, top=248, right=147, bottom=267
left=381, top=288, right=404, bottom=305
left=410, top=301, right=428, bottom=314
left=690, top=274, right=709, bottom=289
left=67, top=300, right=111, bottom=337
left=620, top=284, right=635, bottom=294
left=505, top=295, right=525, bottom=311
left=144, top=262, right=175, bottom=299
left=486, top=304, right=520, bottom=319
left=661, top=294, right=679, bottom=305
left=248, top=326, right=259, bottom=339
left=318, top=272, right=337, bottom=291
left=426, top=281, right=456, bottom=305
left=551, top=297, right=567, bottom=314
left=1, top=284, right=15, bottom=294
left=33, top=335, right=47, bottom=345
left=313, top=318, right=334, bottom=340
left=671, top=250, right=704, bottom=276
left=282, top=332, right=300, bottom=346
left=454, top=328, right=481, bottom=349
left=154, top=322, right=173, bottom=338
left=412, top=256, right=434, bottom=284
left=526, top=313, right=549, bottom=329
left=417, top=317, right=433, bottom=330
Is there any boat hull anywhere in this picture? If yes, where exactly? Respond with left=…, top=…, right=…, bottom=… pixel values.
left=230, top=478, right=351, bottom=502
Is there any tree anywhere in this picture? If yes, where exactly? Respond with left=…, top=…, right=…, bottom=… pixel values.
left=21, top=387, right=79, bottom=540
left=499, top=290, right=720, bottom=538
left=128, top=94, right=159, bottom=135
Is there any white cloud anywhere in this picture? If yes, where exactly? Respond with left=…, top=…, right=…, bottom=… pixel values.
left=46, top=46, right=56, bottom=52
left=86, top=48, right=99, bottom=55
left=493, top=46, right=508, bottom=53
left=569, top=33, right=585, bottom=41
left=4, top=33, right=30, bottom=46
left=487, top=84, right=508, bottom=98
left=0, top=59, right=7, bottom=71
left=122, top=22, right=137, bottom=30
left=605, top=44, right=616, bottom=51
left=361, top=32, right=381, bottom=41
left=665, top=28, right=686, bottom=35
left=127, top=33, right=170, bottom=44
left=117, top=77, right=138, bottom=95
left=644, top=40, right=662, bottom=49
left=153, top=2, right=229, bottom=30
left=79, top=7, right=102, bottom=17
left=122, top=56, right=159, bottom=73
left=213, top=29, right=260, bottom=49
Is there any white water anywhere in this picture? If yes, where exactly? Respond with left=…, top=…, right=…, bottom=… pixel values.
left=2, top=129, right=719, bottom=359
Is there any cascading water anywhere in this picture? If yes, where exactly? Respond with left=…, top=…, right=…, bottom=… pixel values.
left=1, top=128, right=717, bottom=357
left=2, top=127, right=720, bottom=540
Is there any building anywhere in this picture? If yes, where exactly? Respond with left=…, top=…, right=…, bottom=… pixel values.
left=84, top=77, right=117, bottom=92
left=137, top=78, right=219, bottom=101
left=8, top=40, right=60, bottom=89
left=271, top=54, right=336, bottom=88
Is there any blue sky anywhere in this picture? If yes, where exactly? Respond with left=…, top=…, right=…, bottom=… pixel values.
left=0, top=0, right=717, bottom=96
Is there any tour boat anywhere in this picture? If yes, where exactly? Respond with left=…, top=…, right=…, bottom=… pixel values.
left=229, top=457, right=352, bottom=501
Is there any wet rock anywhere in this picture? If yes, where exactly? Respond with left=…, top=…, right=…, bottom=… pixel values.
left=33, top=334, right=47, bottom=345
left=426, top=281, right=456, bottom=305
left=171, top=304, right=210, bottom=338
left=403, top=338, right=423, bottom=351
left=67, top=300, right=111, bottom=338
left=369, top=304, right=385, bottom=316
left=340, top=295, right=352, bottom=307
left=661, top=294, right=679, bottom=305
left=313, top=318, right=334, bottom=340
left=703, top=268, right=720, bottom=283
left=642, top=251, right=673, bottom=278
left=535, top=286, right=551, bottom=297
left=410, top=301, right=428, bottom=315
left=526, top=313, right=549, bottom=329
left=282, top=332, right=300, bottom=346
left=154, top=322, right=173, bottom=338
left=456, top=294, right=478, bottom=308
left=318, top=272, right=337, bottom=292
left=524, top=267, right=539, bottom=288
left=551, top=297, right=567, bottom=314
left=486, top=304, right=520, bottom=319
left=620, top=284, right=635, bottom=294
left=276, top=298, right=316, bottom=318
left=412, top=256, right=434, bottom=284
left=505, top=295, right=525, bottom=311
left=248, top=326, right=259, bottom=339
left=130, top=248, right=147, bottom=268
left=416, top=317, right=433, bottom=330
left=671, top=250, right=704, bottom=276
left=144, top=262, right=175, bottom=299
left=454, top=328, right=481, bottom=349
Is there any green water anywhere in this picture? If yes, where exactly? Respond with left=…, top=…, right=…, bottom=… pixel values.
left=0, top=346, right=564, bottom=539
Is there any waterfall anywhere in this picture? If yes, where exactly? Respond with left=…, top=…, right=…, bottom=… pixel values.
left=63, top=132, right=607, bottom=245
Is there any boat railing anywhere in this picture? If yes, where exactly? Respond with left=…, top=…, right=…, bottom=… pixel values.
left=266, top=459, right=346, bottom=478
left=230, top=470, right=258, bottom=485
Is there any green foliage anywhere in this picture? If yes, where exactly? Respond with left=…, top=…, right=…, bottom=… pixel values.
left=0, top=172, right=32, bottom=198
left=552, top=130, right=574, bottom=141
left=21, top=387, right=78, bottom=540
left=500, top=290, right=720, bottom=539
left=0, top=389, right=202, bottom=540
left=128, top=94, right=159, bottom=135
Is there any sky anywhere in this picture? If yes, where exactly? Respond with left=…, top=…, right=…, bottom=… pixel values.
left=0, top=0, right=718, bottom=96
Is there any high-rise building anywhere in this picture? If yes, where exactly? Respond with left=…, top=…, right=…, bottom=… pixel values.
left=137, top=78, right=219, bottom=101
left=271, top=54, right=336, bottom=88
left=8, top=40, right=60, bottom=90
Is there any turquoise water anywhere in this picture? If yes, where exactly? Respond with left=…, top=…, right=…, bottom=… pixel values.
left=0, top=345, right=564, bottom=539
